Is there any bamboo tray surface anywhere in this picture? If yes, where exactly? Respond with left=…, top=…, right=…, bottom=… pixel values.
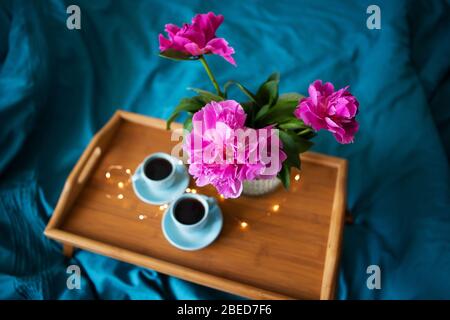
left=45, top=111, right=347, bottom=300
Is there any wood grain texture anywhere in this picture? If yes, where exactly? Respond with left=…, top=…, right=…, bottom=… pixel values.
left=45, top=110, right=347, bottom=300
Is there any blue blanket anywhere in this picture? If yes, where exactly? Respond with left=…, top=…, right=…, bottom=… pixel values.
left=1, top=0, right=449, bottom=299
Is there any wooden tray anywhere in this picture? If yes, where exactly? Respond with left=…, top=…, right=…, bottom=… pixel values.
left=45, top=110, right=347, bottom=300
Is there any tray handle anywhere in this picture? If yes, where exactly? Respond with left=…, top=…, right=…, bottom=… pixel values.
left=78, top=146, right=102, bottom=184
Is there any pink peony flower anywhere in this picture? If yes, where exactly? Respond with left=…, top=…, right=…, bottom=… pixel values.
left=185, top=100, right=285, bottom=198
left=294, top=80, right=359, bottom=144
left=159, top=12, right=236, bottom=66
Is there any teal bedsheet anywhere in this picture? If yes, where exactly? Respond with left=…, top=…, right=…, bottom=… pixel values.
left=0, top=0, right=449, bottom=299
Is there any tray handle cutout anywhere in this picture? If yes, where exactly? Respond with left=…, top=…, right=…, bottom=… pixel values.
left=78, top=146, right=102, bottom=184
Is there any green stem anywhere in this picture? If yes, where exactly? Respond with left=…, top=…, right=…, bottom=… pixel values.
left=298, top=127, right=314, bottom=135
left=199, top=55, right=223, bottom=97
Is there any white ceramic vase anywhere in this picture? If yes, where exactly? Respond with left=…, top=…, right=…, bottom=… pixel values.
left=242, top=177, right=282, bottom=196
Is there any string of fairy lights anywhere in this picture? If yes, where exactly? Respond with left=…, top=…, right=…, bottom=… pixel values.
left=103, top=164, right=301, bottom=231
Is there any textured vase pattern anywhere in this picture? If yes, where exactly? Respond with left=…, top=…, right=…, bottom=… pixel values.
left=242, top=177, right=282, bottom=196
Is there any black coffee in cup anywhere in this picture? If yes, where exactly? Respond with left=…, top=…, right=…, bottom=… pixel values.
left=174, top=198, right=205, bottom=225
left=144, top=157, right=173, bottom=181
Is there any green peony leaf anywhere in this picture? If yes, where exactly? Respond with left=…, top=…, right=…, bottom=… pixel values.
left=166, top=96, right=206, bottom=130
left=256, top=80, right=279, bottom=107
left=278, top=92, right=303, bottom=101
left=241, top=101, right=254, bottom=115
left=298, top=130, right=317, bottom=140
left=279, top=118, right=307, bottom=130
left=297, top=127, right=315, bottom=137
left=254, top=104, right=271, bottom=122
left=223, top=80, right=258, bottom=103
left=159, top=50, right=197, bottom=61
left=255, top=72, right=280, bottom=107
left=188, top=87, right=224, bottom=102
left=286, top=130, right=314, bottom=153
left=183, top=116, right=193, bottom=131
left=279, top=130, right=301, bottom=169
left=277, top=163, right=291, bottom=189
left=257, top=93, right=303, bottom=125
left=295, top=136, right=314, bottom=153
left=267, top=72, right=280, bottom=82
left=279, top=130, right=313, bottom=170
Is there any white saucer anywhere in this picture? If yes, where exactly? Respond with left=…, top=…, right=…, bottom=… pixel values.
left=131, top=161, right=189, bottom=205
left=162, top=201, right=223, bottom=251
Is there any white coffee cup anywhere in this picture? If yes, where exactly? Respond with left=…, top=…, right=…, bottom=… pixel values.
left=138, top=152, right=177, bottom=190
left=169, top=193, right=214, bottom=234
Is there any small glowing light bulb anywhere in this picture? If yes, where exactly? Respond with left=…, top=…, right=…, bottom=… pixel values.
left=105, top=172, right=111, bottom=179
left=118, top=182, right=124, bottom=188
left=272, top=204, right=280, bottom=212
left=117, top=194, right=124, bottom=200
left=158, top=204, right=168, bottom=211
left=294, top=174, right=300, bottom=181
left=126, top=169, right=131, bottom=175
left=186, top=188, right=191, bottom=193
left=138, top=214, right=146, bottom=220
left=220, top=194, right=225, bottom=199
left=191, top=189, right=197, bottom=194
left=240, top=221, right=248, bottom=229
